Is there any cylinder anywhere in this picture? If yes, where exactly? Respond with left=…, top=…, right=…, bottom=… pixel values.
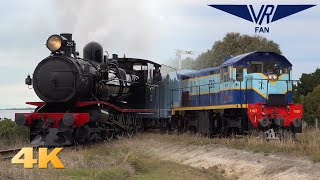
left=15, top=113, right=26, bottom=126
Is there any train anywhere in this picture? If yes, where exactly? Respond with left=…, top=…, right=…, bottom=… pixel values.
left=15, top=33, right=303, bottom=146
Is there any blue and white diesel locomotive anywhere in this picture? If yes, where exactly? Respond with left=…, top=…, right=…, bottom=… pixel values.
left=159, top=51, right=302, bottom=137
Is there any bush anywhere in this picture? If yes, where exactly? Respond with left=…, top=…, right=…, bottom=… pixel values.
left=301, top=84, right=320, bottom=125
left=0, top=118, right=29, bottom=145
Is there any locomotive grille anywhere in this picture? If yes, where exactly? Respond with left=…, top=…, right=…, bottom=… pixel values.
left=182, top=91, right=190, bottom=107
left=267, top=94, right=286, bottom=106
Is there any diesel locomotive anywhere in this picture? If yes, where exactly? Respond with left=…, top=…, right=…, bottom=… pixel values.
left=165, top=52, right=303, bottom=139
left=15, top=33, right=303, bottom=146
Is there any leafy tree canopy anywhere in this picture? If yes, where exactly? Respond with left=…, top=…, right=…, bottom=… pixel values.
left=297, top=68, right=320, bottom=96
left=301, top=84, right=320, bottom=125
left=181, top=32, right=281, bottom=70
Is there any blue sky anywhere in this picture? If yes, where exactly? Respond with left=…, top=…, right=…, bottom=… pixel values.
left=0, top=0, right=319, bottom=108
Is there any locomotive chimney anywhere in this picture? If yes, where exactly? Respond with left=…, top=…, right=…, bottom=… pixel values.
left=104, top=55, right=108, bottom=64
left=60, top=33, right=72, bottom=41
left=60, top=33, right=76, bottom=56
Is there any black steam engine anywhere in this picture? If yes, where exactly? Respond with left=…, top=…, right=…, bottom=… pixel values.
left=16, top=33, right=162, bottom=146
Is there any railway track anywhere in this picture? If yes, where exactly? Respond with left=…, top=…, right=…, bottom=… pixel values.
left=0, top=148, right=22, bottom=161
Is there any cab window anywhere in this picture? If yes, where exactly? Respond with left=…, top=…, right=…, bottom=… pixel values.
left=281, top=66, right=289, bottom=74
left=133, top=63, right=147, bottom=71
left=220, top=66, right=230, bottom=82
left=236, top=65, right=243, bottom=81
left=247, top=61, right=262, bottom=74
left=263, top=62, right=279, bottom=74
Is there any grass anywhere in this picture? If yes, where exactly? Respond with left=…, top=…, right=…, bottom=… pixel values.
left=0, top=139, right=229, bottom=180
left=141, top=129, right=320, bottom=163
left=3, top=117, right=318, bottom=178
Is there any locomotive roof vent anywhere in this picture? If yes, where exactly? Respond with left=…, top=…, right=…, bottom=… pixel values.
left=83, top=42, right=103, bottom=63
left=112, top=54, right=118, bottom=60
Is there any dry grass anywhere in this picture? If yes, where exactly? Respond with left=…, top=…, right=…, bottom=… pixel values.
left=141, top=129, right=320, bottom=163
left=0, top=139, right=229, bottom=180
left=3, top=128, right=318, bottom=179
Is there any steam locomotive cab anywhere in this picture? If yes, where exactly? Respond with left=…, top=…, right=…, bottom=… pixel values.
left=117, top=58, right=161, bottom=109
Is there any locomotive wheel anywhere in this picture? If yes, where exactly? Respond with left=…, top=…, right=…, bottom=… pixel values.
left=127, top=129, right=134, bottom=138
left=115, top=131, right=125, bottom=139
left=135, top=127, right=143, bottom=135
left=75, top=125, right=90, bottom=143
left=106, top=132, right=114, bottom=142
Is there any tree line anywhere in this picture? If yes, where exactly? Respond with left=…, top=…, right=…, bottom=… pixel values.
left=179, top=32, right=281, bottom=69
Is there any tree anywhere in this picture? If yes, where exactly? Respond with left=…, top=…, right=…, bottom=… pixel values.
left=301, top=84, right=320, bottom=125
left=297, top=69, right=320, bottom=95
left=189, top=32, right=282, bottom=70
left=181, top=57, right=195, bottom=69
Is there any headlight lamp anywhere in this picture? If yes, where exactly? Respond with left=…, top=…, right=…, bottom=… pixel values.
left=268, top=74, right=277, bottom=80
left=46, top=35, right=62, bottom=52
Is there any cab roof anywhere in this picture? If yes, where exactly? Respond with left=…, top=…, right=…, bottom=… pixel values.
left=221, top=51, right=292, bottom=66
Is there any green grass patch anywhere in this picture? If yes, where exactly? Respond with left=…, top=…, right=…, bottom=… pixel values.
left=62, top=168, right=93, bottom=178
left=95, top=168, right=131, bottom=180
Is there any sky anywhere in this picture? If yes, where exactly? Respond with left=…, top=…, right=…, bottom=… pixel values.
left=0, top=0, right=319, bottom=108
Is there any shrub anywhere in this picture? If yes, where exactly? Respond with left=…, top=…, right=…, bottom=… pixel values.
left=0, top=118, right=28, bottom=145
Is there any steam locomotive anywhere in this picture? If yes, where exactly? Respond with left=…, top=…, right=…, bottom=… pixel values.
left=16, top=33, right=162, bottom=146
left=15, top=33, right=303, bottom=146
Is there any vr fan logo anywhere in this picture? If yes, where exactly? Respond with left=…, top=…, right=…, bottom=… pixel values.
left=209, top=4, right=316, bottom=33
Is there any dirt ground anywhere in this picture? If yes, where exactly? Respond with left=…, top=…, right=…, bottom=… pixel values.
left=129, top=137, right=320, bottom=180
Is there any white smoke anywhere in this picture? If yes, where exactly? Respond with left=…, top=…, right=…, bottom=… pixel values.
left=51, top=0, right=169, bottom=59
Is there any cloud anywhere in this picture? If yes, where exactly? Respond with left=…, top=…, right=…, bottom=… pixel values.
left=50, top=0, right=169, bottom=60
left=0, top=83, right=40, bottom=108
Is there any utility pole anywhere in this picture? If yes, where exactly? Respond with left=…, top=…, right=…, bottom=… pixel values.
left=176, top=49, right=195, bottom=70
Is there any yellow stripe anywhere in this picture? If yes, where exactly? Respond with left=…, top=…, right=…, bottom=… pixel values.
left=172, top=104, right=248, bottom=112
left=282, top=89, right=292, bottom=94
left=257, top=73, right=268, bottom=79
left=252, top=87, right=267, bottom=99
left=269, top=80, right=276, bottom=85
